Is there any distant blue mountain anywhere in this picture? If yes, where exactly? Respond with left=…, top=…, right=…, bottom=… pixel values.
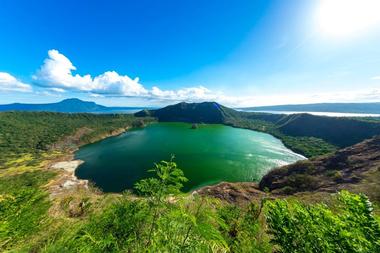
left=240, top=103, right=380, bottom=114
left=0, top=98, right=148, bottom=113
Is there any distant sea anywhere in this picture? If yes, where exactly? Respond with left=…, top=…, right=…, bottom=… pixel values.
left=91, top=108, right=151, bottom=114
left=239, top=110, right=380, bottom=118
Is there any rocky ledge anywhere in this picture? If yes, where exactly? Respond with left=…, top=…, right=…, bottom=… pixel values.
left=194, top=182, right=267, bottom=204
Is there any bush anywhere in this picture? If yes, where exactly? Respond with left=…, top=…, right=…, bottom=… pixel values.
left=332, top=171, right=343, bottom=182
left=288, top=173, right=319, bottom=191
left=265, top=191, right=380, bottom=252
left=218, top=203, right=271, bottom=252
left=0, top=171, right=56, bottom=250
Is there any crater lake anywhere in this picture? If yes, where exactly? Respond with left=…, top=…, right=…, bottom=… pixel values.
left=75, top=122, right=304, bottom=192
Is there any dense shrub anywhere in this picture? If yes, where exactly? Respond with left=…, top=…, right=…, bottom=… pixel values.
left=0, top=171, right=56, bottom=250
left=265, top=191, right=380, bottom=252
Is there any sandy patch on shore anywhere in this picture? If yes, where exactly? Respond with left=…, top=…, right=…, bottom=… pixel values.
left=48, top=159, right=90, bottom=200
left=50, top=160, right=84, bottom=173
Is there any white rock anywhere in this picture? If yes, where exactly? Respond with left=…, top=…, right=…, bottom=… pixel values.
left=51, top=160, right=83, bottom=173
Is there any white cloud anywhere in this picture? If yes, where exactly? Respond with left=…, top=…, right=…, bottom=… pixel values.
left=89, top=93, right=104, bottom=98
left=48, top=87, right=66, bottom=93
left=371, top=76, right=380, bottom=80
left=33, top=49, right=147, bottom=96
left=92, top=71, right=147, bottom=96
left=33, top=49, right=232, bottom=102
left=34, top=90, right=62, bottom=97
left=150, top=86, right=218, bottom=101
left=0, top=72, right=32, bottom=92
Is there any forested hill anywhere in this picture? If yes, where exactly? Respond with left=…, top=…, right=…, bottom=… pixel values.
left=135, top=101, right=241, bottom=123
left=240, top=102, right=380, bottom=114
left=0, top=98, right=146, bottom=113
left=0, top=111, right=154, bottom=167
left=136, top=102, right=380, bottom=157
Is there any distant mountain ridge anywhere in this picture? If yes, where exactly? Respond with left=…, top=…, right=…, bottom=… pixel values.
left=240, top=102, right=380, bottom=114
left=0, top=98, right=148, bottom=113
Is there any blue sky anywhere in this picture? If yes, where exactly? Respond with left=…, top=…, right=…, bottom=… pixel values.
left=1, top=0, right=380, bottom=107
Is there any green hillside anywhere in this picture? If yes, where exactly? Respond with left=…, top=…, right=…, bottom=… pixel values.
left=0, top=112, right=154, bottom=167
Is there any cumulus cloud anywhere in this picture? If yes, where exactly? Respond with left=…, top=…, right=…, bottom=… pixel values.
left=33, top=49, right=148, bottom=96
left=0, top=72, right=32, bottom=92
left=32, top=49, right=242, bottom=103
left=32, top=49, right=229, bottom=103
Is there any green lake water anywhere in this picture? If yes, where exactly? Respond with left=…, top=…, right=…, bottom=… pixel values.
left=75, top=122, right=304, bottom=192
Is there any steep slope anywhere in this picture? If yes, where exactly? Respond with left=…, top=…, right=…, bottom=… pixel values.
left=259, top=135, right=380, bottom=201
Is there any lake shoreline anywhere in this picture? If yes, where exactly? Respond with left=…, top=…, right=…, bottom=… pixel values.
left=50, top=121, right=308, bottom=194
left=47, top=125, right=140, bottom=196
left=74, top=122, right=304, bottom=193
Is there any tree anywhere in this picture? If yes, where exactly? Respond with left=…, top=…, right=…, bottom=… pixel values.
left=134, top=155, right=188, bottom=246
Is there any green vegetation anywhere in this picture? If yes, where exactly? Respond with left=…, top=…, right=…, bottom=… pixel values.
left=266, top=191, right=380, bottom=252
left=0, top=170, right=56, bottom=249
left=275, top=135, right=338, bottom=157
left=0, top=111, right=154, bottom=168
left=1, top=159, right=379, bottom=252
left=1, top=110, right=380, bottom=251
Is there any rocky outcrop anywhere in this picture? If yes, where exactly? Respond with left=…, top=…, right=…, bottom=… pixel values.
left=194, top=182, right=267, bottom=204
